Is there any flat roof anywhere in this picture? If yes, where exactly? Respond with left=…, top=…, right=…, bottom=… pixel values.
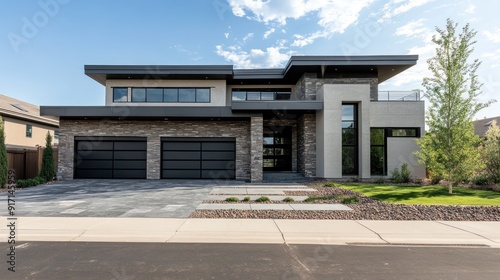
left=85, top=55, right=418, bottom=85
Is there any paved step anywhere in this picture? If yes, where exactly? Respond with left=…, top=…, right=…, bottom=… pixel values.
left=206, top=195, right=310, bottom=201
left=219, top=184, right=309, bottom=188
left=210, top=188, right=317, bottom=195
left=196, top=203, right=353, bottom=211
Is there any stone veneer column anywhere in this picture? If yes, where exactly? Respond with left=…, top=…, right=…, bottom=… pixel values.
left=147, top=136, right=161, bottom=179
left=298, top=114, right=316, bottom=177
left=250, top=116, right=263, bottom=182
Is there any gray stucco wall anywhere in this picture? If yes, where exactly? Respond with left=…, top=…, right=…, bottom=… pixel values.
left=58, top=119, right=252, bottom=180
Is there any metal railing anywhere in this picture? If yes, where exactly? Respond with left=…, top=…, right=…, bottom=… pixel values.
left=377, top=90, right=421, bottom=101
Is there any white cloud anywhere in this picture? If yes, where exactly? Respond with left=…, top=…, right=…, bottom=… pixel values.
left=381, top=0, right=434, bottom=22
left=465, top=4, right=476, bottom=14
left=242, top=32, right=254, bottom=43
left=263, top=28, right=275, bottom=39
left=227, top=0, right=375, bottom=47
left=484, top=29, right=500, bottom=43
left=224, top=32, right=230, bottom=39
left=394, top=19, right=428, bottom=38
left=215, top=44, right=294, bottom=68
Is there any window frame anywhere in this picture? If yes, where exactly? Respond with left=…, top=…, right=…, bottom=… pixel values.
left=342, top=103, right=358, bottom=176
left=127, top=87, right=211, bottom=103
left=231, top=88, right=292, bottom=101
left=112, top=87, right=128, bottom=103
left=26, top=124, right=33, bottom=138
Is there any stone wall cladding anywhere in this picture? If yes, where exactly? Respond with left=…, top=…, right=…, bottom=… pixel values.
left=58, top=119, right=251, bottom=180
left=264, top=118, right=298, bottom=172
left=295, top=73, right=379, bottom=100
left=250, top=117, right=263, bottom=182
left=297, top=114, right=316, bottom=177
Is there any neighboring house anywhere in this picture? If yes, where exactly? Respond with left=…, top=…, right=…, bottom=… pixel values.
left=41, top=55, right=426, bottom=182
left=473, top=116, right=500, bottom=137
left=0, top=94, right=59, bottom=150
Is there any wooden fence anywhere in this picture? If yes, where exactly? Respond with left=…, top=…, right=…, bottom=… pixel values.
left=7, top=147, right=58, bottom=180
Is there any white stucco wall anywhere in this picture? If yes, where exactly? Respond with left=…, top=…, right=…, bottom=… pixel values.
left=370, top=101, right=426, bottom=179
left=105, top=79, right=227, bottom=106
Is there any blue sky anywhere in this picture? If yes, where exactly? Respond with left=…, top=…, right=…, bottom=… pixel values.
left=0, top=0, right=498, bottom=119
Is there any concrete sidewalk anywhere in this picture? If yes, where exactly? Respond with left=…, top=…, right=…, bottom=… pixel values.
left=1, top=216, right=499, bottom=247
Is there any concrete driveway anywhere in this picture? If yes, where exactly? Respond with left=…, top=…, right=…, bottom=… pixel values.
left=2, top=180, right=240, bottom=218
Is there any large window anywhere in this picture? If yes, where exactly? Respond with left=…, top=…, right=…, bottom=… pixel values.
left=26, top=124, right=32, bottom=138
left=390, top=128, right=419, bottom=137
left=342, top=104, right=358, bottom=175
left=119, top=87, right=211, bottom=103
left=232, top=89, right=291, bottom=101
left=370, top=129, right=386, bottom=176
left=113, top=88, right=128, bottom=102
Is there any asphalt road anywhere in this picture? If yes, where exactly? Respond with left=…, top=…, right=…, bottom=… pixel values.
left=2, top=242, right=500, bottom=279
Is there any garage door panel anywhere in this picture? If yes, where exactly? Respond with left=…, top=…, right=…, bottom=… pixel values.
left=163, top=161, right=200, bottom=169
left=202, top=170, right=235, bottom=179
left=77, top=141, right=113, bottom=151
left=76, top=160, right=113, bottom=169
left=163, top=151, right=200, bottom=160
left=113, top=169, right=147, bottom=179
left=202, top=151, right=234, bottom=160
left=202, top=160, right=235, bottom=170
left=162, top=170, right=201, bottom=179
left=202, top=142, right=235, bottom=151
left=163, top=142, right=201, bottom=151
left=161, top=138, right=236, bottom=180
left=114, top=151, right=147, bottom=160
left=74, top=138, right=146, bottom=179
left=114, top=142, right=147, bottom=150
left=113, top=160, right=147, bottom=169
left=76, top=169, right=113, bottom=179
left=77, top=151, right=113, bottom=160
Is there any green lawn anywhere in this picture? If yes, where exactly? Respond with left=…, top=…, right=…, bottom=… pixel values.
left=335, top=184, right=500, bottom=206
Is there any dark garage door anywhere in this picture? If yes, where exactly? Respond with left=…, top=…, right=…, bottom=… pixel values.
left=162, top=137, right=236, bottom=179
left=74, top=137, right=147, bottom=179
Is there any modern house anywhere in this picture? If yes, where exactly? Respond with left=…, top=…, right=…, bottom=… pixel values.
left=0, top=94, right=59, bottom=150
left=41, top=55, right=425, bottom=182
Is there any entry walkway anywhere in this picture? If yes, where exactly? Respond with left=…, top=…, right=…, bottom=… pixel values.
left=2, top=217, right=499, bottom=247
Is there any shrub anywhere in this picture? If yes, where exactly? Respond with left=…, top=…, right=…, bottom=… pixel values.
left=39, top=131, right=55, bottom=181
left=391, top=163, right=411, bottom=183
left=0, top=116, right=7, bottom=188
left=15, top=176, right=46, bottom=188
left=225, top=197, right=239, bottom=202
left=255, top=196, right=270, bottom=202
left=283, top=197, right=295, bottom=202
left=323, top=182, right=337, bottom=188
left=375, top=177, right=385, bottom=184
left=472, top=175, right=491, bottom=186
left=242, top=196, right=251, bottom=202
left=340, top=196, right=359, bottom=204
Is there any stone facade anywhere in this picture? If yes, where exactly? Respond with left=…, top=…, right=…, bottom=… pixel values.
left=58, top=119, right=251, bottom=180
left=295, top=73, right=379, bottom=100
left=250, top=116, right=263, bottom=182
left=297, top=114, right=316, bottom=177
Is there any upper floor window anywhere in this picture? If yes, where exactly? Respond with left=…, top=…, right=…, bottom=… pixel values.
left=54, top=130, right=59, bottom=140
left=232, top=89, right=291, bottom=101
left=389, top=128, right=420, bottom=137
left=113, top=88, right=128, bottom=102
left=129, top=87, right=210, bottom=103
left=26, top=124, right=32, bottom=138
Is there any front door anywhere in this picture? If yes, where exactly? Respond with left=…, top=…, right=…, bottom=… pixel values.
left=263, top=126, right=292, bottom=171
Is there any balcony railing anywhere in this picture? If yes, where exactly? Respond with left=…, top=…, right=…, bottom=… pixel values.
left=377, top=90, right=421, bottom=101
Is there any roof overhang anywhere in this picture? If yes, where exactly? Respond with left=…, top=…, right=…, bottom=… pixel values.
left=41, top=106, right=260, bottom=119
left=85, top=65, right=235, bottom=86
left=85, top=55, right=418, bottom=86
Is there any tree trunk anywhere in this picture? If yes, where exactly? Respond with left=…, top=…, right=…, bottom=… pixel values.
left=448, top=181, right=453, bottom=194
